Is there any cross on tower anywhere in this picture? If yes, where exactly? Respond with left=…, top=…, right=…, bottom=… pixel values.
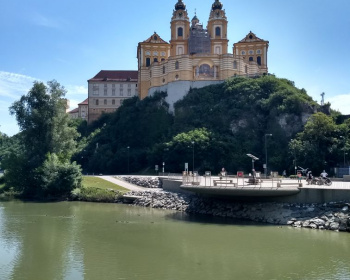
left=321, top=92, right=325, bottom=105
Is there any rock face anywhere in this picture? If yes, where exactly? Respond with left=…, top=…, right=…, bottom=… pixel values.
left=120, top=176, right=162, bottom=188
left=120, top=188, right=350, bottom=233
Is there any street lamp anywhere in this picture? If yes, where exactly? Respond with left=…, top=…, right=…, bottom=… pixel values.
left=127, top=146, right=130, bottom=174
left=191, top=141, right=195, bottom=173
left=247, top=154, right=259, bottom=171
left=265, top=134, right=272, bottom=178
left=340, top=136, right=347, bottom=167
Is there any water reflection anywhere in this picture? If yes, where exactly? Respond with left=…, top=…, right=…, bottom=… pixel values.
left=0, top=201, right=349, bottom=280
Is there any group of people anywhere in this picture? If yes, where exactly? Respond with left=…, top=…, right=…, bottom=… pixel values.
left=297, top=169, right=328, bottom=183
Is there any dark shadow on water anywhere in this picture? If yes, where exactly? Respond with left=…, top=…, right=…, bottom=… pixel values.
left=166, top=211, right=277, bottom=227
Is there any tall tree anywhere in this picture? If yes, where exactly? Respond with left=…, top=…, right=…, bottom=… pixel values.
left=5, top=80, right=82, bottom=197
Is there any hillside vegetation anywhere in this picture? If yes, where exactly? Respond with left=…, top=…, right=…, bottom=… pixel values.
left=73, top=75, right=349, bottom=175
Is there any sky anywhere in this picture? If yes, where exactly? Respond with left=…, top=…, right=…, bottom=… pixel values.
left=1, top=0, right=350, bottom=136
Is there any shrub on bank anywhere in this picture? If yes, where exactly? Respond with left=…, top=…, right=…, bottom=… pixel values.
left=71, top=187, right=123, bottom=202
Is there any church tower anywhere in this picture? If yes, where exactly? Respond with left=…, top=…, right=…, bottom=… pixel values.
left=170, top=0, right=190, bottom=56
left=207, top=0, right=229, bottom=55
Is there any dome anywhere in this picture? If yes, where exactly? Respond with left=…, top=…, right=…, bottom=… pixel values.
left=212, top=0, right=223, bottom=10
left=175, top=0, right=186, bottom=11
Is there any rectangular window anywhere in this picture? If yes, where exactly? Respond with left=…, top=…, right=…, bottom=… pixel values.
left=128, top=84, right=131, bottom=88
left=104, top=84, right=107, bottom=88
left=92, top=84, right=99, bottom=95
left=128, top=89, right=131, bottom=96
left=112, top=84, right=115, bottom=88
left=104, top=89, right=107, bottom=96
left=120, top=84, right=123, bottom=88
left=112, top=89, right=116, bottom=96
left=120, top=89, right=123, bottom=96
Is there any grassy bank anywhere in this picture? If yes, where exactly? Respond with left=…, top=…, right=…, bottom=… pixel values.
left=0, top=176, right=130, bottom=203
left=71, top=176, right=129, bottom=203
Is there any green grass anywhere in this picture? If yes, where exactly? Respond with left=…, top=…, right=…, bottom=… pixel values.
left=82, top=176, right=129, bottom=192
left=71, top=176, right=129, bottom=203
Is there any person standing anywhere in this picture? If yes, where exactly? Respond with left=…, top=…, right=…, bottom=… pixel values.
left=297, top=171, right=302, bottom=183
left=282, top=170, right=287, bottom=178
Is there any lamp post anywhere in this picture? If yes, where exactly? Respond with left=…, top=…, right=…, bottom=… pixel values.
left=265, top=134, right=272, bottom=178
left=345, top=153, right=348, bottom=167
left=127, top=146, right=130, bottom=174
left=191, top=141, right=195, bottom=173
left=340, top=136, right=346, bottom=167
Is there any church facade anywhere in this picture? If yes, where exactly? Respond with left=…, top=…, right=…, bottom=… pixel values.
left=137, top=0, right=269, bottom=105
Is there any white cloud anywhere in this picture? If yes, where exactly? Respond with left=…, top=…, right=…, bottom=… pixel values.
left=328, top=94, right=350, bottom=115
left=0, top=71, right=38, bottom=99
left=31, top=13, right=64, bottom=29
left=65, top=85, right=88, bottom=95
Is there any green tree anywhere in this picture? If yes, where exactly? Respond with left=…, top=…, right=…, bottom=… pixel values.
left=4, top=80, right=82, bottom=198
left=289, top=112, right=339, bottom=172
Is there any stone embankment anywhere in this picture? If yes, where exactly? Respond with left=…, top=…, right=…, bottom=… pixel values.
left=119, top=176, right=162, bottom=188
left=120, top=177, right=350, bottom=232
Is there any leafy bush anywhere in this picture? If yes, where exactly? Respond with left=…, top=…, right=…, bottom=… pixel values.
left=71, top=186, right=122, bottom=202
left=35, top=153, right=82, bottom=198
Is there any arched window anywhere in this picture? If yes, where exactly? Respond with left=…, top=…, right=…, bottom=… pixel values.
left=175, top=61, right=179, bottom=70
left=163, top=65, right=166, bottom=74
left=154, top=58, right=158, bottom=63
left=178, top=27, right=183, bottom=37
left=177, top=46, right=183, bottom=55
left=249, top=57, right=254, bottom=62
left=215, top=27, right=221, bottom=36
left=146, top=57, right=151, bottom=67
left=257, top=56, right=261, bottom=65
left=104, top=99, right=107, bottom=105
left=233, top=61, right=237, bottom=69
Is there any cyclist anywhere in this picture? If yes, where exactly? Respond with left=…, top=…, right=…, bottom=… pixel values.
left=320, top=170, right=328, bottom=179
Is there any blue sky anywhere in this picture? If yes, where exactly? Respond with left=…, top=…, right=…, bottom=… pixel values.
left=1, top=0, right=350, bottom=136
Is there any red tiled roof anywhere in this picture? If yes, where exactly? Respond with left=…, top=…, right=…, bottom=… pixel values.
left=78, top=98, right=88, bottom=105
left=69, top=108, right=79, bottom=114
left=88, top=70, right=138, bottom=82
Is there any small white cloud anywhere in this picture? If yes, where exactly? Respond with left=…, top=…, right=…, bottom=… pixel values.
left=328, top=94, right=350, bottom=115
left=0, top=71, right=38, bottom=99
left=31, top=13, right=64, bottom=29
left=66, top=85, right=88, bottom=95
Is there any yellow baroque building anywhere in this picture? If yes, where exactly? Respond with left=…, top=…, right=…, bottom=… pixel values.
left=137, top=0, right=269, bottom=107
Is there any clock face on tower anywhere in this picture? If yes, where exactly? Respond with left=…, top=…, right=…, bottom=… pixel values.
left=178, top=12, right=183, bottom=18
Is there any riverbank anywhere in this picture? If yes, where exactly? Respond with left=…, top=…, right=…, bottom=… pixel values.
left=123, top=189, right=350, bottom=232
left=115, top=176, right=350, bottom=232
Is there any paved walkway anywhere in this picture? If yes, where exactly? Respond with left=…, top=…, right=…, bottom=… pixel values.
left=98, top=176, right=162, bottom=192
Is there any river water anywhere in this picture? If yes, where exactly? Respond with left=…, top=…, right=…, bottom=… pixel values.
left=0, top=201, right=350, bottom=280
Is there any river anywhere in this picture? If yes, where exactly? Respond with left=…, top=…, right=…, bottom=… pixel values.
left=0, top=201, right=350, bottom=280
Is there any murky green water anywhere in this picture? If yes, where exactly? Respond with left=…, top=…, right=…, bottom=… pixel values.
left=0, top=201, right=350, bottom=280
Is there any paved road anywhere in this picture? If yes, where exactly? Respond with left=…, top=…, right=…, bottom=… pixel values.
left=98, top=176, right=162, bottom=192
